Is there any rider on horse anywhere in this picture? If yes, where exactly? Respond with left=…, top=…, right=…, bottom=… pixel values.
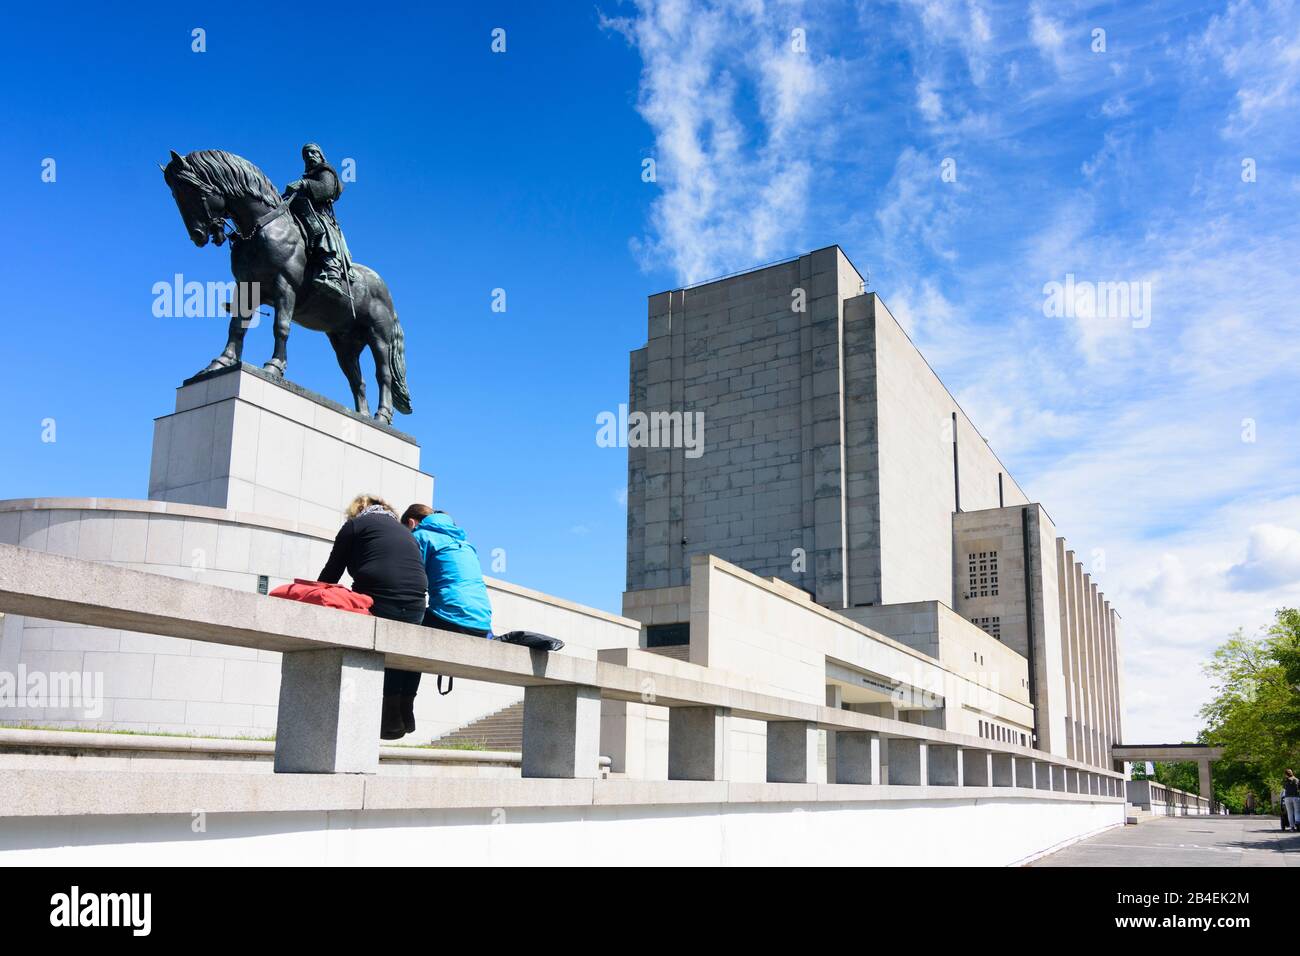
left=283, top=143, right=351, bottom=299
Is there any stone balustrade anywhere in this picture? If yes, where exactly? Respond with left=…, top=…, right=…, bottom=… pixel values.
left=1124, top=779, right=1216, bottom=816
left=0, top=543, right=1126, bottom=796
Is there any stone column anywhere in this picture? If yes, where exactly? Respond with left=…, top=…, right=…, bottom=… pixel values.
left=767, top=721, right=819, bottom=783
left=825, top=685, right=843, bottom=784
left=928, top=744, right=962, bottom=786
left=522, top=684, right=602, bottom=778
left=669, top=706, right=728, bottom=781
left=835, top=731, right=880, bottom=785
left=1198, top=759, right=1213, bottom=810
left=274, top=647, right=385, bottom=774
left=887, top=738, right=926, bottom=786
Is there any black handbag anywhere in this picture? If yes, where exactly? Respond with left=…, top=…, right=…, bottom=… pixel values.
left=495, top=630, right=564, bottom=652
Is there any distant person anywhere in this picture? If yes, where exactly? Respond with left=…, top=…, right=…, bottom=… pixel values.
left=319, top=494, right=428, bottom=741
left=402, top=504, right=493, bottom=644
left=1283, top=770, right=1300, bottom=831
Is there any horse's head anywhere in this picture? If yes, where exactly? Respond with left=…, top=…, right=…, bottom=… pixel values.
left=161, top=149, right=228, bottom=247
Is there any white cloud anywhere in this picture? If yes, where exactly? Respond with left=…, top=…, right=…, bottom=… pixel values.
left=605, top=0, right=838, bottom=283
left=875, top=146, right=967, bottom=266
left=917, top=77, right=944, bottom=121
left=1227, top=524, right=1300, bottom=591
left=1100, top=94, right=1132, bottom=118
left=1196, top=0, right=1300, bottom=137
left=900, top=0, right=996, bottom=86
left=1028, top=3, right=1066, bottom=72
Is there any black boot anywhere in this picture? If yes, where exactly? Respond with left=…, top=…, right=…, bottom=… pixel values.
left=312, top=255, right=347, bottom=299
left=380, top=694, right=405, bottom=740
left=401, top=694, right=417, bottom=734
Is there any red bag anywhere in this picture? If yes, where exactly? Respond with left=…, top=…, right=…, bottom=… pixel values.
left=269, top=579, right=374, bottom=615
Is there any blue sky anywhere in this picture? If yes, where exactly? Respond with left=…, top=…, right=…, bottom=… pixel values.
left=2, top=0, right=1298, bottom=742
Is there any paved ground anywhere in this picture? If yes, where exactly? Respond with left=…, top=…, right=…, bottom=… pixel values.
left=1034, top=815, right=1300, bottom=866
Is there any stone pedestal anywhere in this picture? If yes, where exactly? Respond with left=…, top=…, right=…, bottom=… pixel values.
left=148, top=363, right=433, bottom=529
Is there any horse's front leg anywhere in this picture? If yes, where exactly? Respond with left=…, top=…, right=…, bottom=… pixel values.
left=262, top=279, right=295, bottom=378
left=200, top=311, right=251, bottom=374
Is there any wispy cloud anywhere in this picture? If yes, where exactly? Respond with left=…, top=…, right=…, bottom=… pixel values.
left=603, top=0, right=836, bottom=283
left=614, top=0, right=1300, bottom=743
left=1196, top=0, right=1300, bottom=137
left=1028, top=2, right=1067, bottom=69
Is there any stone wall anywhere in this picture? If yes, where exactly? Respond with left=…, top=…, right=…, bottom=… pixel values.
left=625, top=247, right=1033, bottom=615
left=0, top=499, right=641, bottom=742
left=627, top=248, right=854, bottom=601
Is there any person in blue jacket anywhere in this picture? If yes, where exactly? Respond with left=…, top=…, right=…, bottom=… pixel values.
left=398, top=504, right=494, bottom=732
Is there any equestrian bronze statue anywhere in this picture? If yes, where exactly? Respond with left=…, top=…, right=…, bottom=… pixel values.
left=161, top=147, right=412, bottom=422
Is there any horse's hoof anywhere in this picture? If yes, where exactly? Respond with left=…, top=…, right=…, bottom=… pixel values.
left=374, top=410, right=393, bottom=425
left=200, top=357, right=235, bottom=374
left=262, top=361, right=285, bottom=378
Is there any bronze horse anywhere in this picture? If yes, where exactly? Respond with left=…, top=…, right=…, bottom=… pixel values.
left=161, top=149, right=412, bottom=422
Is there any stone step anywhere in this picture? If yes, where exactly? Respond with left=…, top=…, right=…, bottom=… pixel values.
left=432, top=701, right=524, bottom=752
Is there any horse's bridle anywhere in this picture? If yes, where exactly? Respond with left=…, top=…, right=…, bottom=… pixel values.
left=175, top=170, right=288, bottom=246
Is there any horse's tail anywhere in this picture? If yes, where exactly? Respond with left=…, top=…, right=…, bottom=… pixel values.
left=389, top=318, right=413, bottom=416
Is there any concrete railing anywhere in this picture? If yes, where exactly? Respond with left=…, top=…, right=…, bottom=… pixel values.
left=1126, top=779, right=1214, bottom=816
left=0, top=543, right=1125, bottom=795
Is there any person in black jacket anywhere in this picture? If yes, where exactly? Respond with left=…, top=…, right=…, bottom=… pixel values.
left=319, top=494, right=428, bottom=740
left=1283, top=770, right=1300, bottom=831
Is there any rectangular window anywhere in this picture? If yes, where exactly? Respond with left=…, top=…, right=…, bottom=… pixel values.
left=967, top=551, right=999, bottom=598
left=646, top=622, right=689, bottom=647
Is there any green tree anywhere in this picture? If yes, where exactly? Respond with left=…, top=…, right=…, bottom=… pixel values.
left=1152, top=760, right=1200, bottom=794
left=1197, top=608, right=1300, bottom=811
left=1129, top=759, right=1203, bottom=795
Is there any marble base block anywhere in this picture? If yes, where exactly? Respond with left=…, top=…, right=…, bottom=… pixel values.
left=148, top=363, right=434, bottom=529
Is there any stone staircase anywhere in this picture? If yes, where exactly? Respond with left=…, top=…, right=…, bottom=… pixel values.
left=1125, top=804, right=1152, bottom=825
left=432, top=701, right=523, bottom=752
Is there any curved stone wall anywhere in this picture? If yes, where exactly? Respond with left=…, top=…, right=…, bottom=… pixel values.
left=0, top=498, right=641, bottom=741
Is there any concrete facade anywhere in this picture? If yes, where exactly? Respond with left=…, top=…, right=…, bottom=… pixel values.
left=626, top=246, right=1030, bottom=607
left=0, top=770, right=1124, bottom=867
left=624, top=247, right=1124, bottom=769
left=605, top=555, right=1034, bottom=783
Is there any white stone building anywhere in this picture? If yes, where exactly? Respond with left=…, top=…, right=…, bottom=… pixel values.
left=624, top=247, right=1123, bottom=770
